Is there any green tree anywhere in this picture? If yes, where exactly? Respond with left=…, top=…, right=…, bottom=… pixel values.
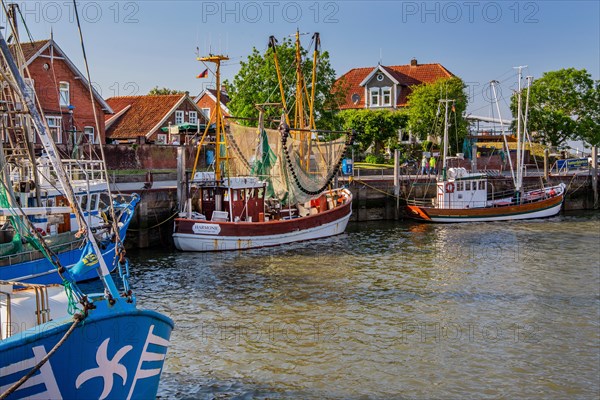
left=148, top=86, right=184, bottom=95
left=338, top=109, right=408, bottom=155
left=225, top=37, right=343, bottom=129
left=406, top=77, right=468, bottom=154
left=513, top=68, right=599, bottom=146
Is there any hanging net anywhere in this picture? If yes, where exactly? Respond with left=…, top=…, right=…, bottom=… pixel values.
left=225, top=122, right=351, bottom=204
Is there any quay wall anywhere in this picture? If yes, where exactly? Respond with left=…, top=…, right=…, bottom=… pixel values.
left=119, top=173, right=598, bottom=249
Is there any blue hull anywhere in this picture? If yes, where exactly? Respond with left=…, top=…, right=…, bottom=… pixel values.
left=0, top=299, right=173, bottom=400
left=0, top=226, right=127, bottom=284
left=0, top=196, right=139, bottom=284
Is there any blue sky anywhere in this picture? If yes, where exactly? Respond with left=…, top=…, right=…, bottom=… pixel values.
left=8, top=0, right=599, bottom=117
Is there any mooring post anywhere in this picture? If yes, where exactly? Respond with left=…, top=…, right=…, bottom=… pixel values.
left=592, top=145, right=598, bottom=209
left=394, top=149, right=400, bottom=219
left=177, top=145, right=186, bottom=215
left=544, top=148, right=549, bottom=181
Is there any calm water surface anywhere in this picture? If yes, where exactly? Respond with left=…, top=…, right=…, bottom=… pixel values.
left=128, top=212, right=600, bottom=399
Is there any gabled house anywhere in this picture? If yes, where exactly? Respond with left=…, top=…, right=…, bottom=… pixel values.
left=335, top=59, right=453, bottom=110
left=105, top=93, right=209, bottom=144
left=6, top=38, right=112, bottom=146
left=194, top=87, right=230, bottom=123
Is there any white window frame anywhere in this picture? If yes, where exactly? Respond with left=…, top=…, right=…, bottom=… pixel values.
left=189, top=111, right=198, bottom=124
left=84, top=126, right=95, bottom=144
left=59, top=81, right=70, bottom=107
left=201, top=108, right=211, bottom=119
left=382, top=87, right=392, bottom=106
left=46, top=116, right=63, bottom=144
left=157, top=133, right=168, bottom=144
left=369, top=87, right=380, bottom=107
left=175, top=110, right=184, bottom=124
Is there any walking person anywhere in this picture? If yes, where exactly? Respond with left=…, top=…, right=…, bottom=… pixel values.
left=429, top=156, right=437, bottom=175
left=421, top=156, right=429, bottom=175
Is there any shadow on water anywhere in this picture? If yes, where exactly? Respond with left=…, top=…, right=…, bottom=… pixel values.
left=122, top=211, right=599, bottom=399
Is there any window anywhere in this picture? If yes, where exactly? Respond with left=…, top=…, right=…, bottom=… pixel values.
left=46, top=116, right=62, bottom=144
left=369, top=88, right=380, bottom=107
left=59, top=82, right=69, bottom=107
left=382, top=87, right=392, bottom=106
left=189, top=111, right=198, bottom=124
left=175, top=110, right=184, bottom=124
left=201, top=108, right=211, bottom=119
left=157, top=133, right=167, bottom=144
left=84, top=126, right=95, bottom=144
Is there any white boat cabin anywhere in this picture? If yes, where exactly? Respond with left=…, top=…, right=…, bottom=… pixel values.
left=435, top=168, right=488, bottom=209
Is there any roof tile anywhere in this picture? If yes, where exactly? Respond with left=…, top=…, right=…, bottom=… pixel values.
left=334, top=62, right=454, bottom=109
left=105, top=95, right=184, bottom=139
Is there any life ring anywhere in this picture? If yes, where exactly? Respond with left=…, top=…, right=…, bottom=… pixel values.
left=445, top=182, right=455, bottom=193
left=35, top=227, right=47, bottom=236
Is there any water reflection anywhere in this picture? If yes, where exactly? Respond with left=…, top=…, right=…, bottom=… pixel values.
left=127, top=212, right=599, bottom=399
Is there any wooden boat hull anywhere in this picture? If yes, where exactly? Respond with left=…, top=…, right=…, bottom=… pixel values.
left=173, top=189, right=352, bottom=251
left=406, top=192, right=564, bottom=223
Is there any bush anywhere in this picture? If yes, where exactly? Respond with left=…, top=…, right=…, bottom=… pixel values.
left=365, top=154, right=386, bottom=164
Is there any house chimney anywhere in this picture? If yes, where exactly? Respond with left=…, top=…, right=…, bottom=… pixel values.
left=220, top=84, right=227, bottom=94
left=411, top=58, right=417, bottom=67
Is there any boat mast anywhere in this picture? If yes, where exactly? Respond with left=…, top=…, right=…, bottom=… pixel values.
left=440, top=99, right=452, bottom=181
left=294, top=30, right=305, bottom=130
left=308, top=32, right=320, bottom=130
left=269, top=36, right=290, bottom=125
left=490, top=80, right=516, bottom=186
left=197, top=55, right=229, bottom=182
left=0, top=28, right=119, bottom=297
left=514, top=65, right=527, bottom=198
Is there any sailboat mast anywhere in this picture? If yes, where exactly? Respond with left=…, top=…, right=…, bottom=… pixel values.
left=514, top=65, right=527, bottom=194
left=440, top=99, right=451, bottom=181
left=198, top=55, right=229, bottom=182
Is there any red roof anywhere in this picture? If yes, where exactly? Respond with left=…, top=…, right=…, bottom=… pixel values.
left=105, top=95, right=184, bottom=139
left=334, top=62, right=453, bottom=109
left=11, top=39, right=49, bottom=61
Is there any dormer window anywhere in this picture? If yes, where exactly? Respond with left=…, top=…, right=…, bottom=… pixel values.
left=382, top=87, right=392, bottom=106
left=369, top=87, right=380, bottom=107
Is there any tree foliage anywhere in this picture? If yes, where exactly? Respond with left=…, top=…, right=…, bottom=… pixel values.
left=225, top=37, right=342, bottom=129
left=148, top=86, right=184, bottom=95
left=338, top=109, right=407, bottom=154
left=511, top=68, right=599, bottom=147
left=406, top=77, right=468, bottom=153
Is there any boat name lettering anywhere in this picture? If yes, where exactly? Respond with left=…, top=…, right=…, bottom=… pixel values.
left=192, top=223, right=221, bottom=235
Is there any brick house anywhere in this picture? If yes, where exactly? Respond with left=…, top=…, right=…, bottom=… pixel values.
left=335, top=59, right=453, bottom=110
left=8, top=38, right=113, bottom=146
left=194, top=88, right=230, bottom=123
left=105, top=93, right=209, bottom=144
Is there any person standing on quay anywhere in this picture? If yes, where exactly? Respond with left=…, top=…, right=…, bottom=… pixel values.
left=421, top=156, right=429, bottom=175
left=429, top=156, right=437, bottom=175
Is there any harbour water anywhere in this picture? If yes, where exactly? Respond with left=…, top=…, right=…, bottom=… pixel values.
left=128, top=212, right=599, bottom=399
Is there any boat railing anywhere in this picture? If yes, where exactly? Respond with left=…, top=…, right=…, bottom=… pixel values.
left=0, top=281, right=54, bottom=339
left=0, top=233, right=86, bottom=267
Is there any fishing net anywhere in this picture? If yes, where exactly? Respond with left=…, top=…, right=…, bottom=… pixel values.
left=226, top=122, right=350, bottom=204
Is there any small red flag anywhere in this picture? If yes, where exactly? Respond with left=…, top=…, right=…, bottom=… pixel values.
left=196, top=68, right=208, bottom=79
